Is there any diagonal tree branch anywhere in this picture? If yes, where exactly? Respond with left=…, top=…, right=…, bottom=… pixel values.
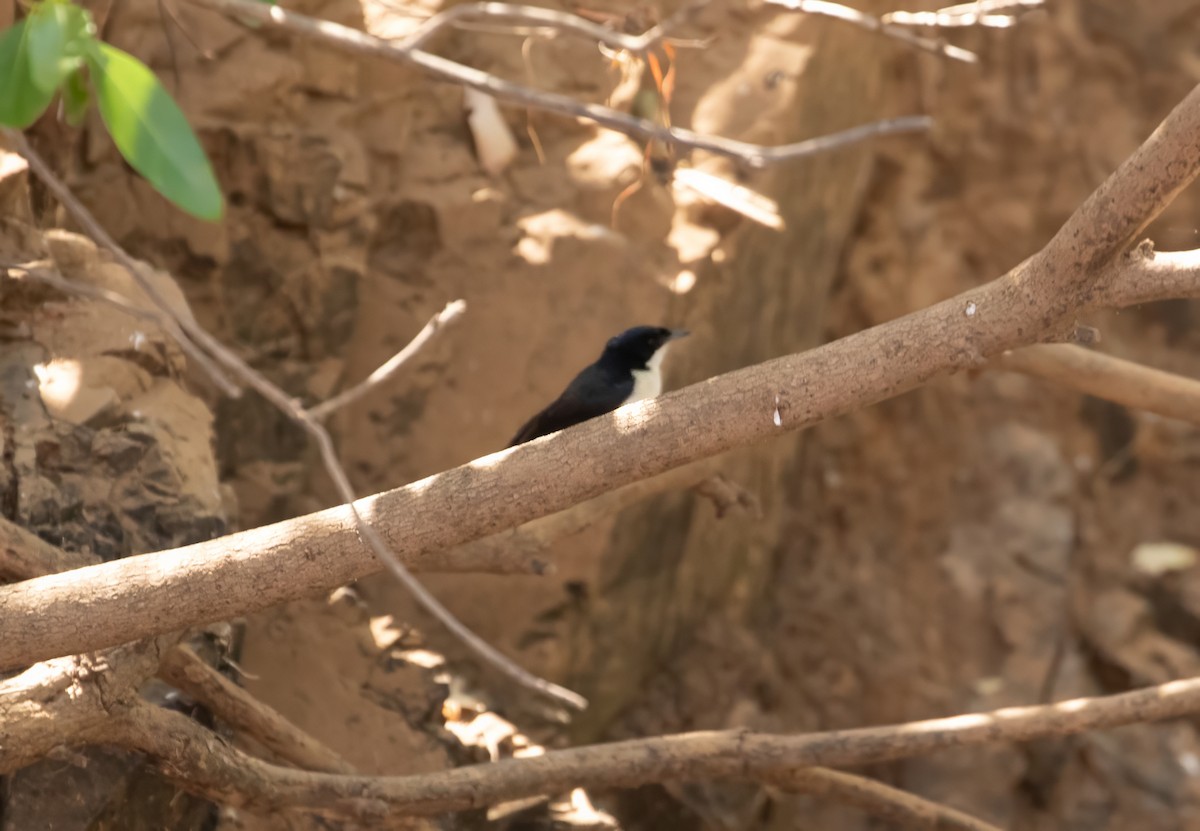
left=1, top=261, right=241, bottom=397
left=3, top=80, right=1200, bottom=674
left=0, top=637, right=176, bottom=773
left=773, top=767, right=1003, bottom=831
left=309, top=299, right=466, bottom=420
left=997, top=343, right=1200, bottom=426
left=0, top=459, right=742, bottom=673
left=158, top=645, right=355, bottom=774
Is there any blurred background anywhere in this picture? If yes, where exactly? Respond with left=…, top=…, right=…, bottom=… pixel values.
left=5, top=0, right=1200, bottom=828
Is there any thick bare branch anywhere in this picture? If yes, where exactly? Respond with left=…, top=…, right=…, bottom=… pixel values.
left=998, top=344, right=1200, bottom=426
left=79, top=675, right=1200, bottom=817
left=4, top=82, right=1200, bottom=674
left=0, top=459, right=735, bottom=674
left=180, top=0, right=931, bottom=169
left=1095, top=244, right=1200, bottom=307
left=0, top=638, right=175, bottom=773
left=158, top=645, right=355, bottom=774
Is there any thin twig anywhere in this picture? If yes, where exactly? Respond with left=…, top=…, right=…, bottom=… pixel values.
left=310, top=423, right=583, bottom=710
left=997, top=344, right=1200, bottom=427
left=181, top=0, right=933, bottom=169
left=765, top=0, right=978, bottom=62
left=157, top=0, right=183, bottom=88
left=309, top=299, right=466, bottom=420
left=521, top=39, right=547, bottom=164
left=4, top=262, right=156, bottom=322
left=398, top=0, right=707, bottom=54
left=5, top=259, right=238, bottom=403
left=84, top=674, right=1200, bottom=817
left=883, top=0, right=1045, bottom=28
left=158, top=644, right=355, bottom=774
left=156, top=0, right=216, bottom=59
left=776, top=768, right=1003, bottom=831
left=3, top=130, right=586, bottom=711
left=2, top=260, right=240, bottom=398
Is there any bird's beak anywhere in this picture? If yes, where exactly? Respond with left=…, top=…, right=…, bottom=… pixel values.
left=669, top=328, right=690, bottom=341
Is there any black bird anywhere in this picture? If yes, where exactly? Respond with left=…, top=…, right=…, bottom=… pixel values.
left=508, top=325, right=689, bottom=447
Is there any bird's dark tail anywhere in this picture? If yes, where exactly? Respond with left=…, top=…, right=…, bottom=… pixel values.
left=507, top=415, right=542, bottom=447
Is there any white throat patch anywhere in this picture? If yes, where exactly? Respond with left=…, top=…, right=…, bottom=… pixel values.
left=628, top=343, right=669, bottom=404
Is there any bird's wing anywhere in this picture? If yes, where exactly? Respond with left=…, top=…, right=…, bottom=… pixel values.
left=508, top=368, right=633, bottom=447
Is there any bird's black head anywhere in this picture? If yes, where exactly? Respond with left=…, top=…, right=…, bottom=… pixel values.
left=601, top=325, right=689, bottom=369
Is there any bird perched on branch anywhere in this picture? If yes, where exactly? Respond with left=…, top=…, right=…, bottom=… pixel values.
left=508, top=325, right=689, bottom=447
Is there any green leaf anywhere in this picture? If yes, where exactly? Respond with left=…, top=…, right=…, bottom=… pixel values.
left=26, top=3, right=91, bottom=93
left=25, top=7, right=66, bottom=92
left=62, top=65, right=90, bottom=127
left=86, top=42, right=224, bottom=221
left=0, top=20, right=56, bottom=128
